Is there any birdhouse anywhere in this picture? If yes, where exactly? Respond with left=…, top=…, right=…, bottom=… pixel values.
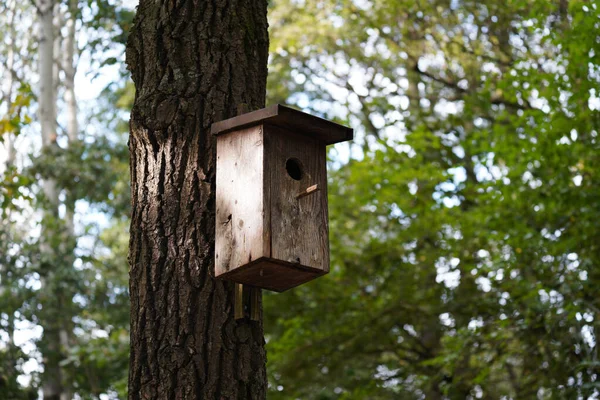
left=212, top=104, right=353, bottom=292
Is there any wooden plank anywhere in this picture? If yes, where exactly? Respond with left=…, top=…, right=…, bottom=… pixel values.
left=217, top=257, right=326, bottom=292
left=212, top=105, right=278, bottom=136
left=262, top=124, right=272, bottom=261
left=215, top=125, right=268, bottom=277
left=266, top=125, right=330, bottom=273
left=296, top=184, right=319, bottom=199
left=211, top=104, right=353, bottom=145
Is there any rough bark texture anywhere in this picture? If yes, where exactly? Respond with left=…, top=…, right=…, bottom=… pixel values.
left=125, top=1, right=269, bottom=398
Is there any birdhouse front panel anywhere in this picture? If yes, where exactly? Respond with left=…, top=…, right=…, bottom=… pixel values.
left=266, top=125, right=329, bottom=273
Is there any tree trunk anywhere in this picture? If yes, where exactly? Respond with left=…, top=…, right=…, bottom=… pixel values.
left=1, top=0, right=17, bottom=350
left=37, top=1, right=65, bottom=399
left=61, top=6, right=78, bottom=399
left=3, top=0, right=17, bottom=166
left=125, top=1, right=269, bottom=398
left=63, top=0, right=78, bottom=144
left=38, top=0, right=56, bottom=148
left=63, top=0, right=78, bottom=239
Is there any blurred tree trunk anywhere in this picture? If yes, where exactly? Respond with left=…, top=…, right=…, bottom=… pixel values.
left=125, top=0, right=269, bottom=398
left=63, top=0, right=78, bottom=241
left=37, top=0, right=64, bottom=399
left=3, top=0, right=17, bottom=167
left=63, top=0, right=78, bottom=144
left=37, top=0, right=56, bottom=150
left=60, top=3, right=78, bottom=400
left=1, top=0, right=17, bottom=356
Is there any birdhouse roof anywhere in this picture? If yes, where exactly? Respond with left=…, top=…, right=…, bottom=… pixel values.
left=211, top=104, right=353, bottom=145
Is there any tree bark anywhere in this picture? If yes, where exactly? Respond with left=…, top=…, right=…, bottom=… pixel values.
left=1, top=0, right=17, bottom=352
left=63, top=0, right=78, bottom=144
left=63, top=0, right=78, bottom=240
left=60, top=5, right=78, bottom=399
left=3, top=0, right=17, bottom=166
left=38, top=0, right=56, bottom=148
left=125, top=1, right=269, bottom=398
left=36, top=1, right=65, bottom=399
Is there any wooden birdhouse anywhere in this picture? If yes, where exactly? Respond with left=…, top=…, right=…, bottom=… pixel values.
left=212, top=104, right=353, bottom=292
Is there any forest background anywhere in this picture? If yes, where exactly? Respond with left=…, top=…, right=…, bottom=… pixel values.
left=0, top=0, right=599, bottom=399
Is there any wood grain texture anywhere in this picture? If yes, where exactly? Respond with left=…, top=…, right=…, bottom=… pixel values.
left=211, top=105, right=353, bottom=292
left=125, top=0, right=269, bottom=398
left=215, top=125, right=268, bottom=276
left=218, top=257, right=326, bottom=292
left=213, top=123, right=330, bottom=291
left=267, top=125, right=330, bottom=273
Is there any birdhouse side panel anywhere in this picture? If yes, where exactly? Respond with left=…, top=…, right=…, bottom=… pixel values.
left=266, top=125, right=330, bottom=272
left=215, top=125, right=269, bottom=277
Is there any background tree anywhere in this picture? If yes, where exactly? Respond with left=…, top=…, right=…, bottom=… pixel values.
left=265, top=0, right=600, bottom=398
left=125, top=0, right=269, bottom=398
left=0, top=0, right=133, bottom=398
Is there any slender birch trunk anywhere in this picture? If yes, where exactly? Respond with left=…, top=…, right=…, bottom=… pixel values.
left=4, top=0, right=17, bottom=167
left=37, top=0, right=64, bottom=399
left=38, top=0, right=56, bottom=149
left=1, top=0, right=18, bottom=351
left=51, top=4, right=62, bottom=130
left=60, top=5, right=78, bottom=398
left=63, top=0, right=78, bottom=237
left=63, top=0, right=78, bottom=144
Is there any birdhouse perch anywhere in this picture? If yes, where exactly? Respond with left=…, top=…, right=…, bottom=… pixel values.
left=212, top=104, right=353, bottom=292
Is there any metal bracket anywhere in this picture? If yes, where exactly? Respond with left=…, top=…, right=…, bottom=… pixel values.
left=234, top=283, right=260, bottom=321
left=235, top=283, right=244, bottom=320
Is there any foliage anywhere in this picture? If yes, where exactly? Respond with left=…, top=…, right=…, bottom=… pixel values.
left=0, top=83, right=34, bottom=140
left=29, top=137, right=130, bottom=215
left=0, top=0, right=133, bottom=398
left=265, top=0, right=600, bottom=398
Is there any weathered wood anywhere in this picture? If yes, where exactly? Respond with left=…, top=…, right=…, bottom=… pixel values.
left=211, top=104, right=353, bottom=145
left=215, top=125, right=268, bottom=276
left=218, top=257, right=326, bottom=292
left=214, top=120, right=338, bottom=291
left=267, top=125, right=330, bottom=272
left=212, top=105, right=351, bottom=292
left=296, top=184, right=320, bottom=199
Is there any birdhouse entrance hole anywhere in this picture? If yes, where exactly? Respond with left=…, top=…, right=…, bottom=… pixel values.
left=286, top=158, right=304, bottom=181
